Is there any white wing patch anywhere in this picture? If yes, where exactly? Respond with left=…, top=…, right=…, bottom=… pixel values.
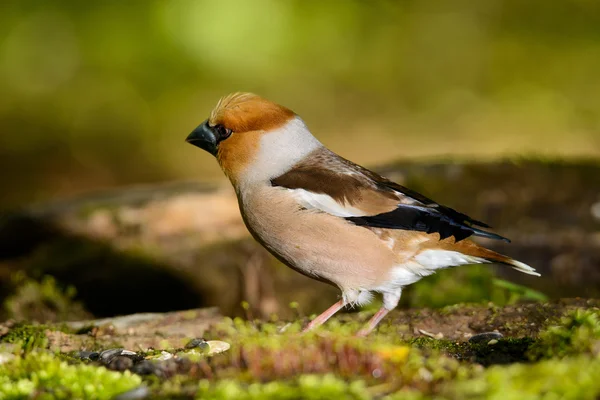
left=287, top=188, right=368, bottom=217
left=415, top=249, right=488, bottom=270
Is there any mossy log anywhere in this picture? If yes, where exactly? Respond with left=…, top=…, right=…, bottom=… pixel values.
left=0, top=160, right=598, bottom=318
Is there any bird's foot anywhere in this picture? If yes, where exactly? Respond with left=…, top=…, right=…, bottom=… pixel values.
left=354, top=307, right=392, bottom=337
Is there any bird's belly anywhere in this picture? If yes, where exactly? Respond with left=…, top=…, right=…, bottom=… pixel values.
left=239, top=190, right=397, bottom=290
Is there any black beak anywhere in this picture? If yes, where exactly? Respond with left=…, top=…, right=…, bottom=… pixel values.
left=186, top=119, right=217, bottom=155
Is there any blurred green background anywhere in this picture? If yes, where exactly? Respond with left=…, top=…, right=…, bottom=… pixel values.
left=1, top=0, right=600, bottom=209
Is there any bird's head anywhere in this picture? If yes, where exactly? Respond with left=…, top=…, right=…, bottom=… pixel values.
left=186, top=93, right=322, bottom=186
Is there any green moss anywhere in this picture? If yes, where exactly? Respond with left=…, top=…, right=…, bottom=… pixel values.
left=1, top=324, right=50, bottom=352
left=447, top=356, right=600, bottom=400
left=0, top=351, right=141, bottom=399
left=3, top=273, right=91, bottom=323
left=383, top=390, right=428, bottom=400
left=137, top=316, right=452, bottom=396
left=194, top=317, right=480, bottom=398
left=529, top=308, right=600, bottom=359
left=195, top=375, right=371, bottom=400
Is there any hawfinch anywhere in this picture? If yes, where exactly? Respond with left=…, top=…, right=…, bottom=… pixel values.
left=186, top=93, right=540, bottom=336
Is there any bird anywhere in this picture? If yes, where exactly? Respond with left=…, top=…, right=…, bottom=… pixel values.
left=185, top=92, right=540, bottom=336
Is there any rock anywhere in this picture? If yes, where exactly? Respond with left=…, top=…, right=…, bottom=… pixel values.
left=64, top=308, right=222, bottom=351
left=44, top=329, right=95, bottom=353
left=0, top=308, right=224, bottom=356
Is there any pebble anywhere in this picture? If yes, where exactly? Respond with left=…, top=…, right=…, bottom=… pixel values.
left=132, top=360, right=162, bottom=376
left=468, top=332, right=504, bottom=344
left=145, top=351, right=173, bottom=361
left=418, top=329, right=444, bottom=339
left=99, top=348, right=143, bottom=365
left=205, top=340, right=231, bottom=355
left=108, top=356, right=134, bottom=371
left=185, top=338, right=209, bottom=351
left=76, top=351, right=100, bottom=361
left=100, top=348, right=124, bottom=364
left=156, top=351, right=173, bottom=361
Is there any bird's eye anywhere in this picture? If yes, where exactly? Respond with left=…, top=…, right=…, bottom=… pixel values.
left=214, top=124, right=232, bottom=140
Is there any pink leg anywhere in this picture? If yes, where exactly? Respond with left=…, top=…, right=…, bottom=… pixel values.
left=302, top=299, right=345, bottom=332
left=355, top=307, right=392, bottom=337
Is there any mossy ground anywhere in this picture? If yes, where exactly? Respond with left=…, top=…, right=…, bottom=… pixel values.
left=1, top=303, right=599, bottom=399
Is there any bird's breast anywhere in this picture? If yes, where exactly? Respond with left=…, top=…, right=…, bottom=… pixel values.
left=236, top=185, right=397, bottom=290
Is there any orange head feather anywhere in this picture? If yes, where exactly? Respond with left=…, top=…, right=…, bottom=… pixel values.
left=188, top=92, right=297, bottom=185
left=209, top=92, right=295, bottom=133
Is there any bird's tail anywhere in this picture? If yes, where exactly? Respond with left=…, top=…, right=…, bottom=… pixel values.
left=454, top=240, right=541, bottom=276
left=500, top=258, right=540, bottom=276
left=482, top=251, right=540, bottom=276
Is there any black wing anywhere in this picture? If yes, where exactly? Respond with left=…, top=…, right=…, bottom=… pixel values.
left=272, top=148, right=508, bottom=243
left=344, top=164, right=509, bottom=242
left=346, top=204, right=510, bottom=242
